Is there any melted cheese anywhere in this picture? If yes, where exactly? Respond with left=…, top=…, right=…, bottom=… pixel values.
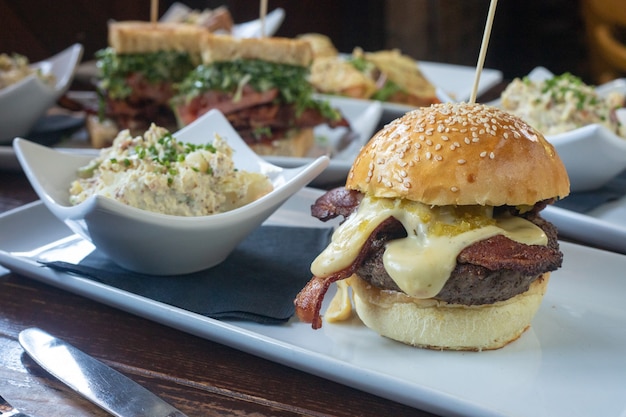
left=311, top=196, right=547, bottom=299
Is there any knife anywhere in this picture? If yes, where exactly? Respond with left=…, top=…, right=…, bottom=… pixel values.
left=18, top=328, right=188, bottom=417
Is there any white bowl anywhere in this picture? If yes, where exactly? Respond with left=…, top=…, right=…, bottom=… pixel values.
left=13, top=110, right=329, bottom=275
left=161, top=2, right=285, bottom=38
left=0, top=44, right=83, bottom=144
left=490, top=67, right=626, bottom=192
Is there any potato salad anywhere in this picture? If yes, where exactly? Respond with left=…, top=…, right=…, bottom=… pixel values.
left=500, top=73, right=626, bottom=138
left=69, top=124, right=273, bottom=216
left=0, top=53, right=54, bottom=89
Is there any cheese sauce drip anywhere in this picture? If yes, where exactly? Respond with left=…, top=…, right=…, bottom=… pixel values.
left=311, top=196, right=548, bottom=299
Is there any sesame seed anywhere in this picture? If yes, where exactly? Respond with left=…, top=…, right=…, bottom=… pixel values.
left=458, top=159, right=466, bottom=164
left=435, top=144, right=442, bottom=150
left=489, top=152, right=495, bottom=159
left=435, top=155, right=443, bottom=161
left=480, top=151, right=487, bottom=157
left=450, top=186, right=459, bottom=192
left=426, top=152, right=432, bottom=160
left=426, top=139, right=433, bottom=146
left=464, top=138, right=471, bottom=144
left=441, top=135, right=449, bottom=141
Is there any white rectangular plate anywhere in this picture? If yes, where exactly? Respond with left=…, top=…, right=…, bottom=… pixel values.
left=544, top=195, right=626, bottom=254
left=1, top=189, right=626, bottom=417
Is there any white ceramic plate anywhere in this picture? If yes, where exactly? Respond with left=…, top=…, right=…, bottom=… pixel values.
left=490, top=67, right=626, bottom=192
left=13, top=110, right=328, bottom=275
left=1, top=188, right=626, bottom=417
left=265, top=95, right=382, bottom=185
left=160, top=2, right=285, bottom=38
left=544, top=196, right=626, bottom=255
left=0, top=44, right=83, bottom=144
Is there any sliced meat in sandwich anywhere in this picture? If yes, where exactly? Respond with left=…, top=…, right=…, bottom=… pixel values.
left=171, top=33, right=349, bottom=157
left=92, top=21, right=205, bottom=146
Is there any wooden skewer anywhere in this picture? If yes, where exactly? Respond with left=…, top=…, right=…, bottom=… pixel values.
left=150, top=0, right=158, bottom=25
left=469, top=0, right=498, bottom=104
left=260, top=0, right=268, bottom=37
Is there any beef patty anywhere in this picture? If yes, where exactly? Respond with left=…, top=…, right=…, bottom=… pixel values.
left=311, top=187, right=563, bottom=306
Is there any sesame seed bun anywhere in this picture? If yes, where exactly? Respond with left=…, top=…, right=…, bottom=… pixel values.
left=349, top=273, right=550, bottom=351
left=346, top=102, right=570, bottom=206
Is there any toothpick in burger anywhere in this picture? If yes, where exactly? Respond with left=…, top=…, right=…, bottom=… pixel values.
left=294, top=102, right=570, bottom=351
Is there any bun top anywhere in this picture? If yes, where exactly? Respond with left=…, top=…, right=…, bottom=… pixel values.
left=201, top=34, right=313, bottom=67
left=346, top=102, right=570, bottom=206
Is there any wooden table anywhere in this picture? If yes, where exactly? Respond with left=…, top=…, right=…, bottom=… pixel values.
left=0, top=169, right=439, bottom=416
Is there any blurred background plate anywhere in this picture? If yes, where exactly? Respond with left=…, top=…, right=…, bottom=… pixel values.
left=265, top=95, right=383, bottom=186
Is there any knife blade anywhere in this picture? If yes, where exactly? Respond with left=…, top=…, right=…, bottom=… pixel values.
left=18, top=328, right=188, bottom=417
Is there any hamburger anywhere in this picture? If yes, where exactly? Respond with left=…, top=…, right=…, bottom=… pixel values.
left=294, top=102, right=570, bottom=351
left=91, top=21, right=205, bottom=147
left=171, top=34, right=349, bottom=157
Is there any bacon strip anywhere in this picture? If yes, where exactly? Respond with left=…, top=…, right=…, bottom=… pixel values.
left=294, top=271, right=351, bottom=329
left=294, top=217, right=400, bottom=329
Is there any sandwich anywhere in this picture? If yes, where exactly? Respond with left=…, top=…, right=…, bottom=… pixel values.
left=91, top=21, right=205, bottom=147
left=294, top=102, right=570, bottom=351
left=171, top=34, right=348, bottom=157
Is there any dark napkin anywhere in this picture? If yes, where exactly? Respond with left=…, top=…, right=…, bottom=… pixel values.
left=41, top=226, right=333, bottom=325
left=553, top=170, right=626, bottom=213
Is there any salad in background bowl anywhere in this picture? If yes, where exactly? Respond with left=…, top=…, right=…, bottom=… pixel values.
left=0, top=44, right=83, bottom=144
left=492, top=67, right=626, bottom=192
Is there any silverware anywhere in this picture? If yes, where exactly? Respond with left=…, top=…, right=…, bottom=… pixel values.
left=0, top=394, right=34, bottom=417
left=18, top=328, right=188, bottom=417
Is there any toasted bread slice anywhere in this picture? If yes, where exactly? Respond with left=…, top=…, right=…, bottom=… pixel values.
left=201, top=34, right=313, bottom=67
left=108, top=21, right=206, bottom=54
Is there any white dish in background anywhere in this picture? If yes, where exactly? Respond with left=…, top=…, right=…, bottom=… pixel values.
left=265, top=95, right=383, bottom=186
left=13, top=110, right=328, bottom=275
left=160, top=2, right=285, bottom=38
left=420, top=61, right=503, bottom=103
left=1, top=188, right=626, bottom=417
left=490, top=67, right=626, bottom=192
left=0, top=44, right=83, bottom=144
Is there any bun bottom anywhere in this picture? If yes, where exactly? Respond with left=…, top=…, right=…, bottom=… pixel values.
left=350, top=273, right=549, bottom=351
left=248, top=128, right=314, bottom=158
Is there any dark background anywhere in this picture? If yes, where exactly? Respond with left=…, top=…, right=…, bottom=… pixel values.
left=0, top=0, right=590, bottom=83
